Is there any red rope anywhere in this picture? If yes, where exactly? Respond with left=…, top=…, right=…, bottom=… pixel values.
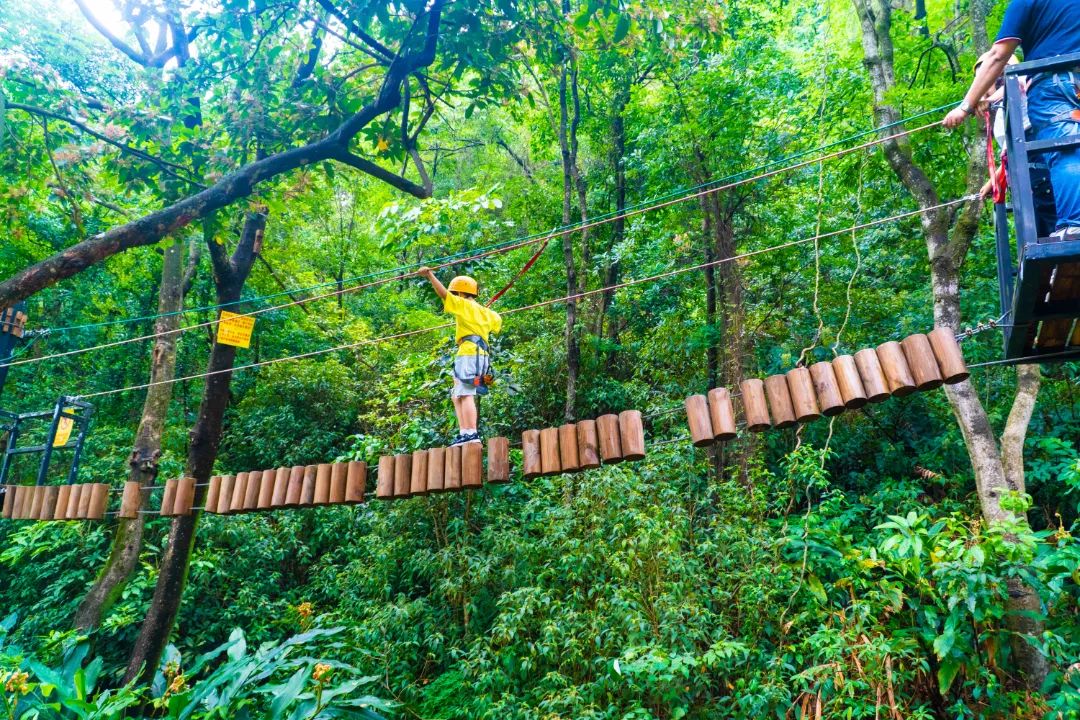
left=985, top=110, right=1007, bottom=204
left=486, top=239, right=550, bottom=307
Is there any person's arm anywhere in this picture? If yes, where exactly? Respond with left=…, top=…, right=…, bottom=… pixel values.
left=418, top=266, right=447, bottom=300
left=943, top=39, right=1020, bottom=128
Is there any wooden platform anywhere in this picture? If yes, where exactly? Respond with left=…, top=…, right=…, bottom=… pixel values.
left=1004, top=237, right=1080, bottom=361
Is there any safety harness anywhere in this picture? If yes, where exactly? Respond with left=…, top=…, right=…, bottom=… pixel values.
left=455, top=334, right=495, bottom=395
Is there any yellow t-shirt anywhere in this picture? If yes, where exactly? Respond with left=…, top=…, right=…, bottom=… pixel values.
left=443, top=292, right=502, bottom=356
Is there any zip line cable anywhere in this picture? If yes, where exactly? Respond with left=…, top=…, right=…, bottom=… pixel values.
left=35, top=104, right=955, bottom=336
left=5, top=116, right=949, bottom=371
left=74, top=196, right=975, bottom=400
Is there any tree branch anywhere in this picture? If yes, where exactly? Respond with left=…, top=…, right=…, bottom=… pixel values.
left=330, top=146, right=429, bottom=198
left=73, top=0, right=177, bottom=67
left=314, top=0, right=395, bottom=62
left=7, top=102, right=205, bottom=187
left=0, top=1, right=445, bottom=307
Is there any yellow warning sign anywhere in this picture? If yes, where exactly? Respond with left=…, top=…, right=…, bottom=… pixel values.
left=217, top=311, right=255, bottom=348
left=53, top=409, right=75, bottom=447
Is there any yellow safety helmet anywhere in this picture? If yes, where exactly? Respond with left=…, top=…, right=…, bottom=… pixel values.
left=448, top=275, right=478, bottom=296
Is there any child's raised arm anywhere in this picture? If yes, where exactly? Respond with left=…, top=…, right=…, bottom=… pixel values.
left=418, top=266, right=448, bottom=300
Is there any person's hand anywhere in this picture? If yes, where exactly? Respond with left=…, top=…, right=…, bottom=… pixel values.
left=943, top=107, right=970, bottom=128
left=417, top=266, right=433, bottom=279
left=979, top=179, right=993, bottom=200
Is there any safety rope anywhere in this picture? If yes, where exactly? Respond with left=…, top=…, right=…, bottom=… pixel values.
left=71, top=197, right=975, bottom=400
left=3, top=117, right=950, bottom=371
left=33, top=105, right=956, bottom=336
left=486, top=237, right=551, bottom=307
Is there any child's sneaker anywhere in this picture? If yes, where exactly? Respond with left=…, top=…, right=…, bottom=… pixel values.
left=463, top=432, right=483, bottom=445
left=449, top=433, right=468, bottom=446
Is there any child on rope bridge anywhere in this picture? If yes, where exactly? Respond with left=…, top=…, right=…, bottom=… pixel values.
left=419, top=267, right=502, bottom=446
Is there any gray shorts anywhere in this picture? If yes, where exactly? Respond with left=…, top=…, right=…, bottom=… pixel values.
left=450, top=355, right=487, bottom=398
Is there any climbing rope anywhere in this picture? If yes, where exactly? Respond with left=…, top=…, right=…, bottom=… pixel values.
left=71, top=196, right=975, bottom=400
left=3, top=116, right=951, bottom=371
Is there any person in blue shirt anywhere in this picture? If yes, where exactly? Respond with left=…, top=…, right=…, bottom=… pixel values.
left=944, top=0, right=1080, bottom=241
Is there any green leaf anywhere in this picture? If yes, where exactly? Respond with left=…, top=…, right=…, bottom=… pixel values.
left=806, top=574, right=827, bottom=604
left=613, top=14, right=631, bottom=43
left=270, top=667, right=308, bottom=719
left=937, top=659, right=961, bottom=694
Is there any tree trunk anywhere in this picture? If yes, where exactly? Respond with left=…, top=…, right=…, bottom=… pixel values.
left=124, top=211, right=265, bottom=684
left=602, top=87, right=628, bottom=374
left=557, top=55, right=582, bottom=422
left=74, top=236, right=194, bottom=630
left=852, top=0, right=1048, bottom=688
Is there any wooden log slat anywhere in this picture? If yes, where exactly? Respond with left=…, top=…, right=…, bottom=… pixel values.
left=739, top=378, right=771, bottom=432
left=216, top=475, right=236, bottom=514
left=54, top=485, right=71, bottom=520
left=522, top=430, right=542, bottom=479
left=427, top=448, right=445, bottom=493
left=445, top=445, right=462, bottom=491
left=832, top=355, right=868, bottom=409
left=44, top=485, right=61, bottom=520
left=876, top=341, right=917, bottom=397
left=313, top=464, right=332, bottom=505
left=558, top=424, right=580, bottom=471
left=229, top=472, right=248, bottom=513
left=376, top=456, right=395, bottom=500
left=87, top=483, right=109, bottom=520
left=393, top=453, right=412, bottom=499
left=285, top=466, right=304, bottom=506
left=300, top=465, right=318, bottom=506
left=2, top=485, right=14, bottom=519
left=786, top=368, right=821, bottom=423
left=854, top=348, right=890, bottom=402
left=330, top=463, right=348, bottom=504
left=271, top=467, right=291, bottom=507
left=243, top=470, right=263, bottom=511
left=206, top=476, right=221, bottom=514
left=258, top=469, right=277, bottom=509
left=346, top=461, right=367, bottom=503
left=576, top=420, right=601, bottom=469
left=119, top=481, right=142, bottom=519
left=927, top=327, right=970, bottom=384
left=162, top=478, right=180, bottom=517
left=764, top=375, right=796, bottom=429
left=11, top=486, right=25, bottom=520
left=410, top=450, right=429, bottom=496
left=32, top=485, right=47, bottom=521
left=65, top=484, right=83, bottom=520
left=17, top=486, right=31, bottom=520
left=685, top=394, right=713, bottom=447
left=901, top=334, right=944, bottom=390
left=462, top=442, right=483, bottom=489
left=21, top=486, right=37, bottom=520
left=28, top=484, right=44, bottom=520
left=539, top=428, right=561, bottom=476
left=174, top=477, right=196, bottom=517
left=597, top=414, right=623, bottom=463
left=809, top=362, right=845, bottom=417
left=707, top=388, right=737, bottom=440
left=618, top=410, right=646, bottom=461
left=40, top=485, right=60, bottom=520
left=487, top=437, right=510, bottom=484
left=77, top=483, right=94, bottom=519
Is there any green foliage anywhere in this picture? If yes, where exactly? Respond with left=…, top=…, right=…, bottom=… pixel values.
left=0, top=615, right=390, bottom=719
left=1, top=0, right=1079, bottom=717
